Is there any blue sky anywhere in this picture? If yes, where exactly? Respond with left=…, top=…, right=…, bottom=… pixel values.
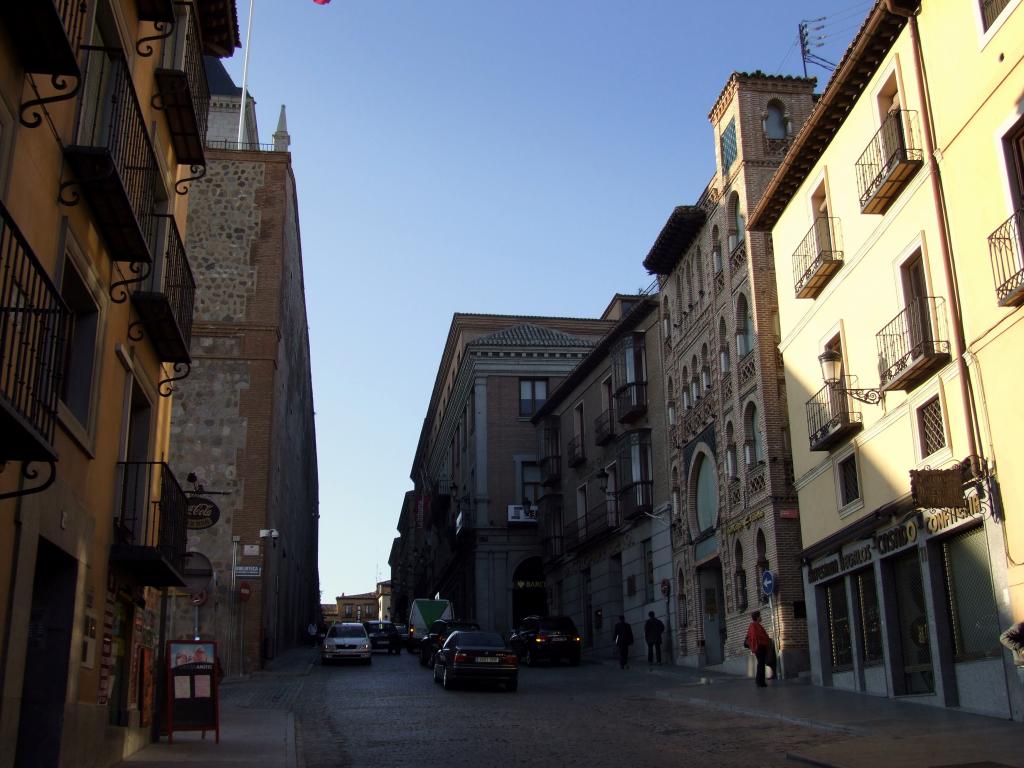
left=220, top=0, right=873, bottom=602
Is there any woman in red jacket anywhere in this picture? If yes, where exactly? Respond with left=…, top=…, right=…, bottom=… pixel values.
left=745, top=611, right=771, bottom=687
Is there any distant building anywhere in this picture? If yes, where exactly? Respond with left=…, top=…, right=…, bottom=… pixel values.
left=750, top=0, right=1023, bottom=719
left=377, top=580, right=393, bottom=621
left=532, top=295, right=673, bottom=658
left=395, top=312, right=617, bottom=631
left=336, top=592, right=378, bottom=622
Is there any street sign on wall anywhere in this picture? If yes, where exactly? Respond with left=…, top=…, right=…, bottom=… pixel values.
left=761, top=570, right=776, bottom=597
left=235, top=565, right=262, bottom=578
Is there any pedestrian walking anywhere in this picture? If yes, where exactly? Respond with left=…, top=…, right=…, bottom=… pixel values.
left=307, top=622, right=318, bottom=647
left=613, top=615, right=633, bottom=669
left=744, top=610, right=772, bottom=687
left=644, top=610, right=665, bottom=666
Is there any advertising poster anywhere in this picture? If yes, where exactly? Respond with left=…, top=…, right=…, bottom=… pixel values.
left=165, top=640, right=219, bottom=743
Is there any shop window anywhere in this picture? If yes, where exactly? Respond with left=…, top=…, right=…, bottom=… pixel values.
left=838, top=455, right=860, bottom=507
left=825, top=580, right=853, bottom=671
left=943, top=526, right=1002, bottom=661
left=918, top=397, right=946, bottom=458
left=854, top=569, right=883, bottom=664
left=892, top=550, right=934, bottom=695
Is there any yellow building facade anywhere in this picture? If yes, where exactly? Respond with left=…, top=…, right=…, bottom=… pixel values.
left=0, top=2, right=237, bottom=765
left=751, top=0, right=1022, bottom=719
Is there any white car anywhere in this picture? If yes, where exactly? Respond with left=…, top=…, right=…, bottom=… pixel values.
left=321, top=622, right=372, bottom=665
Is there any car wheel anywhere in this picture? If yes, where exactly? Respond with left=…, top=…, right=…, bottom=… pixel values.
left=442, top=665, right=454, bottom=690
left=506, top=678, right=518, bottom=692
left=525, top=648, right=536, bottom=667
left=433, top=662, right=441, bottom=684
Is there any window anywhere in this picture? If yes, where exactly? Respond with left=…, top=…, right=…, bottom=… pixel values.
left=573, top=402, right=585, bottom=447
left=711, top=226, right=722, bottom=274
left=677, top=568, right=688, bottom=627
left=764, top=100, right=787, bottom=140
left=662, top=295, right=671, bottom=339
left=60, top=258, right=100, bottom=427
left=943, top=525, right=1002, bottom=661
left=918, top=397, right=946, bottom=458
left=719, top=318, right=730, bottom=373
left=854, top=569, right=883, bottom=664
left=643, top=538, right=655, bottom=603
left=756, top=529, right=769, bottom=605
left=825, top=580, right=853, bottom=671
left=743, top=402, right=762, bottom=466
left=344, top=604, right=353, bottom=617
left=521, top=462, right=541, bottom=507
left=733, top=541, right=747, bottom=612
left=838, top=455, right=860, bottom=507
left=980, top=0, right=1012, bottom=32
left=725, top=422, right=737, bottom=479
left=694, top=453, right=718, bottom=533
left=576, top=484, right=587, bottom=523
left=735, top=294, right=753, bottom=357
left=720, top=117, right=737, bottom=174
left=519, top=378, right=547, bottom=416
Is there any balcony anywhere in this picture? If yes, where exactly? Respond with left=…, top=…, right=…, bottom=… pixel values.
left=110, top=462, right=187, bottom=586
left=583, top=499, right=618, bottom=544
left=63, top=47, right=159, bottom=264
left=0, top=0, right=85, bottom=81
left=876, top=296, right=950, bottom=391
left=567, top=434, right=585, bottom=467
left=563, top=517, right=583, bottom=551
left=806, top=381, right=863, bottom=452
left=540, top=453, right=561, bottom=486
left=618, top=481, right=653, bottom=521
left=543, top=532, right=563, bottom=560
left=154, top=3, right=210, bottom=167
left=0, top=201, right=70, bottom=466
left=128, top=216, right=196, bottom=365
left=729, top=238, right=746, bottom=275
left=793, top=217, right=844, bottom=299
left=856, top=109, right=923, bottom=215
left=594, top=408, right=615, bottom=445
left=614, top=382, right=647, bottom=423
left=988, top=206, right=1024, bottom=306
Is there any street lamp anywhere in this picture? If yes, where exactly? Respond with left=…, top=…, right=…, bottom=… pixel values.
left=817, top=349, right=883, bottom=404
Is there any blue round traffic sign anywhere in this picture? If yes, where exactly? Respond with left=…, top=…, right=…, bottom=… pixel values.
left=761, top=570, right=776, bottom=597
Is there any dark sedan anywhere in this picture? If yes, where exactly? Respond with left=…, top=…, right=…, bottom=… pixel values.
left=419, top=618, right=481, bottom=666
left=432, top=630, right=518, bottom=691
left=362, top=621, right=402, bottom=654
left=507, top=615, right=582, bottom=666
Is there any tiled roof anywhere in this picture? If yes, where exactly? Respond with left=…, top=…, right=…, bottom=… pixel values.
left=469, top=323, right=595, bottom=348
left=204, top=56, right=241, bottom=97
left=643, top=206, right=706, bottom=275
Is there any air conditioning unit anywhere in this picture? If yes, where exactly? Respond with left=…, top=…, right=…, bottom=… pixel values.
left=507, top=504, right=538, bottom=523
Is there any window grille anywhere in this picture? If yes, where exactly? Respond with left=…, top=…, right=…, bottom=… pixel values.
left=918, top=397, right=946, bottom=457
left=825, top=581, right=853, bottom=671
left=854, top=570, right=883, bottom=664
left=839, top=456, right=860, bottom=507
left=720, top=118, right=738, bottom=173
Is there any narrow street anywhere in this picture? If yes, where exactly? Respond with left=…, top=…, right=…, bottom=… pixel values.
left=234, top=649, right=846, bottom=768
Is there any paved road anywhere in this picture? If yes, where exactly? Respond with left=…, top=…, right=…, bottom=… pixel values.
left=265, top=650, right=849, bottom=768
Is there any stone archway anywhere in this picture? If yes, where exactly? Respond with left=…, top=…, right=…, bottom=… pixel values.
left=512, top=556, right=547, bottom=627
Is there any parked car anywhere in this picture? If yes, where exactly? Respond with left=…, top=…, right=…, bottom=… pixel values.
left=394, top=623, right=410, bottom=648
left=420, top=618, right=481, bottom=666
left=321, top=622, right=372, bottom=665
left=362, top=621, right=402, bottom=654
left=508, top=615, right=581, bottom=666
left=432, top=630, right=518, bottom=691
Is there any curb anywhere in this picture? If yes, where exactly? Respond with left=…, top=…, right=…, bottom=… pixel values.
left=785, top=753, right=843, bottom=768
left=659, top=692, right=863, bottom=736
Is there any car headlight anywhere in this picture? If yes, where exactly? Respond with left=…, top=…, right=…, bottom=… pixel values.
left=361, top=642, right=369, bottom=650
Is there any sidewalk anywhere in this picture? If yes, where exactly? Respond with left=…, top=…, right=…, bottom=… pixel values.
left=598, top=656, right=1023, bottom=767
left=114, top=646, right=317, bottom=768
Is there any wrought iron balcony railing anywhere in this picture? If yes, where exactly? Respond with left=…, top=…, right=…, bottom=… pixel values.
left=614, top=381, right=647, bottom=423
left=793, top=217, right=843, bottom=299
left=540, top=453, right=561, bottom=486
left=584, top=501, right=613, bottom=543
left=111, top=461, right=187, bottom=585
left=63, top=46, right=159, bottom=264
left=0, top=200, right=70, bottom=468
left=876, top=296, right=950, bottom=391
left=988, top=206, right=1024, bottom=306
left=594, top=408, right=615, bottom=445
left=154, top=1, right=210, bottom=170
left=618, top=481, right=654, bottom=521
left=806, top=380, right=863, bottom=452
left=567, top=434, right=585, bottom=467
left=856, top=109, right=923, bottom=215
left=563, top=516, right=583, bottom=551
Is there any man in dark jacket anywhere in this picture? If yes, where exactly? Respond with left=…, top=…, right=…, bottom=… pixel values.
left=613, top=615, right=633, bottom=669
left=644, top=611, right=665, bottom=666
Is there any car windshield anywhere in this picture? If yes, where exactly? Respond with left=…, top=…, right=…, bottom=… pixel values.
left=539, top=617, right=577, bottom=633
left=451, top=631, right=505, bottom=648
left=365, top=623, right=393, bottom=632
left=328, top=625, right=365, bottom=639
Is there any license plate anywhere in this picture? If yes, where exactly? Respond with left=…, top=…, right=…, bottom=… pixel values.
left=477, top=657, right=500, bottom=663
left=552, top=637, right=566, bottom=642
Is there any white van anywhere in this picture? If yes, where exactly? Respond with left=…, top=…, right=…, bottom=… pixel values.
left=406, top=598, right=453, bottom=652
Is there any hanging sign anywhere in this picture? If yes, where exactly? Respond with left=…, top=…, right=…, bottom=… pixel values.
left=186, top=498, right=221, bottom=530
left=165, top=640, right=219, bottom=744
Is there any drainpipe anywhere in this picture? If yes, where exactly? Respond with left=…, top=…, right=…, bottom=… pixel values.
left=887, top=1, right=983, bottom=475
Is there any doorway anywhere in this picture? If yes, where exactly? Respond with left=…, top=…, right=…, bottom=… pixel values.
left=511, top=557, right=547, bottom=627
left=698, top=563, right=726, bottom=666
left=15, top=539, right=78, bottom=768
left=891, top=550, right=934, bottom=695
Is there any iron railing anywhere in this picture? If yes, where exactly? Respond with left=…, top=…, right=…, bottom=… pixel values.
left=567, top=434, right=585, bottom=466
left=155, top=2, right=209, bottom=165
left=178, top=2, right=208, bottom=141
left=988, top=206, right=1024, bottom=306
left=594, top=408, right=614, bottom=444
left=876, top=296, right=950, bottom=388
left=793, top=217, right=843, bottom=298
left=855, top=109, right=923, bottom=213
left=0, top=201, right=70, bottom=460
left=116, top=461, right=186, bottom=563
left=157, top=215, right=196, bottom=353
left=69, top=46, right=159, bottom=261
left=806, top=380, right=863, bottom=452
left=619, top=481, right=653, bottom=520
left=563, top=516, right=582, bottom=551
left=614, top=382, right=647, bottom=422
left=540, top=453, right=561, bottom=485
left=205, top=140, right=285, bottom=153
left=55, top=0, right=89, bottom=54
left=585, top=501, right=613, bottom=541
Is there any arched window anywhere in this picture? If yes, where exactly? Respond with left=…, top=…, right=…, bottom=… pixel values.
left=678, top=568, right=688, bottom=627
left=667, top=377, right=676, bottom=426
left=662, top=295, right=671, bottom=339
left=725, top=421, right=737, bottom=479
left=681, top=366, right=690, bottom=409
left=756, top=529, right=769, bottom=605
left=676, top=272, right=685, bottom=322
left=734, top=540, right=747, bottom=611
left=690, top=355, right=700, bottom=403
left=712, top=226, right=722, bottom=274
left=694, top=248, right=705, bottom=302
left=694, top=452, right=719, bottom=533
left=744, top=401, right=763, bottom=465
left=764, top=99, right=787, bottom=140
left=735, top=294, right=753, bottom=357
left=685, top=261, right=694, bottom=309
left=718, top=317, right=731, bottom=373
left=727, top=192, right=744, bottom=251
left=700, top=343, right=711, bottom=390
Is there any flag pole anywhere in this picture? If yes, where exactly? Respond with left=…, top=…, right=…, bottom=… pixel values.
left=236, top=0, right=256, bottom=148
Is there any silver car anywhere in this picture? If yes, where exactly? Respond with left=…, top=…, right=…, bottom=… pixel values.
left=321, top=622, right=372, bottom=665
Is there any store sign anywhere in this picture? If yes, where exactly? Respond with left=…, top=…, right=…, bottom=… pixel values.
left=910, top=467, right=967, bottom=510
left=186, top=498, right=221, bottom=530
left=924, top=496, right=982, bottom=535
left=808, top=543, right=875, bottom=584
left=235, top=565, right=262, bottom=578
left=726, top=508, right=765, bottom=536
left=875, top=518, right=919, bottom=556
left=808, top=557, right=840, bottom=584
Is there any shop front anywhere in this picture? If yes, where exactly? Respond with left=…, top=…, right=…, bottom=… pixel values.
left=803, top=473, right=1014, bottom=718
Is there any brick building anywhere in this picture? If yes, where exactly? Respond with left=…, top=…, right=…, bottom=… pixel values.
left=531, top=295, right=674, bottom=660
left=394, top=313, right=615, bottom=631
left=168, top=66, right=319, bottom=675
left=644, top=73, right=816, bottom=676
